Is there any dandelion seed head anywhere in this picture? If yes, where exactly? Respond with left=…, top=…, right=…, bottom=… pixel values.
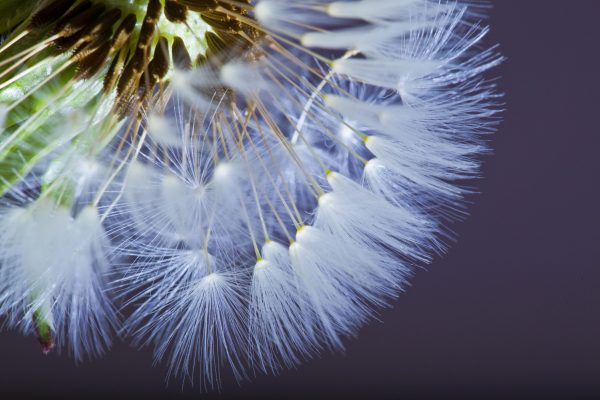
left=0, top=0, right=502, bottom=388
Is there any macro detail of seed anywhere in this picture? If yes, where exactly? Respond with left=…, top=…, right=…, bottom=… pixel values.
left=165, top=0, right=188, bottom=23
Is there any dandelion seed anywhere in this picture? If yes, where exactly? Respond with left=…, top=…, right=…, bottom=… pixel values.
left=0, top=197, right=117, bottom=360
left=0, top=0, right=502, bottom=389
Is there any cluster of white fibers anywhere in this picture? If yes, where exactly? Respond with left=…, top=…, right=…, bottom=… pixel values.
left=0, top=149, right=118, bottom=360
left=0, top=0, right=502, bottom=390
left=105, top=0, right=502, bottom=389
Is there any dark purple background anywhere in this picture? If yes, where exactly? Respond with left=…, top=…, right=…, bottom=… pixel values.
left=1, top=1, right=599, bottom=399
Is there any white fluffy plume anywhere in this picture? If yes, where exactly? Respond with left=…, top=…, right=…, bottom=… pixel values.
left=0, top=0, right=502, bottom=389
left=0, top=199, right=117, bottom=359
left=113, top=0, right=501, bottom=385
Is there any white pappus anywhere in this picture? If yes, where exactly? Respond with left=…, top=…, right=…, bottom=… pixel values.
left=0, top=0, right=502, bottom=390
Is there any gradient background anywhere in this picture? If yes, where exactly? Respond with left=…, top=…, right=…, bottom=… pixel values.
left=1, top=1, right=598, bottom=398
